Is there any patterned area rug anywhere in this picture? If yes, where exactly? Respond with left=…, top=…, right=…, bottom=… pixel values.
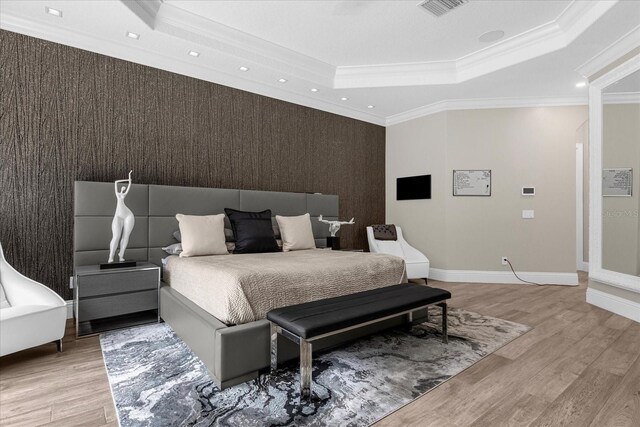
left=101, top=308, right=529, bottom=426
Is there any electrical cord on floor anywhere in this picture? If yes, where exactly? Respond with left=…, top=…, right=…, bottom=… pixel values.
left=505, top=259, right=568, bottom=287
left=505, top=259, right=541, bottom=285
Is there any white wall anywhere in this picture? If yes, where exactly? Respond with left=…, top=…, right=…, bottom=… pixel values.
left=386, top=106, right=588, bottom=276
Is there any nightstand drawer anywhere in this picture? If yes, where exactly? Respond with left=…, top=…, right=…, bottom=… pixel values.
left=78, top=270, right=158, bottom=297
left=78, top=290, right=158, bottom=321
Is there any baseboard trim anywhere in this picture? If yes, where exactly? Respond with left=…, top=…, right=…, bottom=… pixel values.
left=429, top=268, right=579, bottom=286
left=586, top=288, right=640, bottom=322
left=65, top=300, right=74, bottom=319
left=577, top=261, right=589, bottom=272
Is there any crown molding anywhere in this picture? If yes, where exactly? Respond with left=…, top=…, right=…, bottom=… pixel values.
left=334, top=0, right=617, bottom=89
left=0, top=12, right=385, bottom=126
left=557, top=0, right=618, bottom=41
left=385, top=96, right=588, bottom=126
left=576, top=25, right=640, bottom=78
left=129, top=0, right=616, bottom=90
left=603, top=91, right=640, bottom=104
left=335, top=61, right=457, bottom=88
left=124, top=0, right=336, bottom=86
left=120, top=0, right=160, bottom=29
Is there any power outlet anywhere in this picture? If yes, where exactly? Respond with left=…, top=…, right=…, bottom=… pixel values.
left=501, top=257, right=508, bottom=266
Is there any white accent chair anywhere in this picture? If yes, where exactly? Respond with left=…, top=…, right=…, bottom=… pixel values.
left=0, top=243, right=66, bottom=356
left=367, top=226, right=430, bottom=283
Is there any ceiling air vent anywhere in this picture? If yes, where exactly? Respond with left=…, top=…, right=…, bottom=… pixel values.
left=418, top=0, right=468, bottom=17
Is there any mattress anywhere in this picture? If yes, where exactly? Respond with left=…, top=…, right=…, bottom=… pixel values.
left=164, top=249, right=406, bottom=325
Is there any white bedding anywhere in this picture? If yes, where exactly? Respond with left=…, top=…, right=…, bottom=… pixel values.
left=164, top=249, right=406, bottom=325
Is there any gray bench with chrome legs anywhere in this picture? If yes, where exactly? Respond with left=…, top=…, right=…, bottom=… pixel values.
left=266, top=283, right=451, bottom=399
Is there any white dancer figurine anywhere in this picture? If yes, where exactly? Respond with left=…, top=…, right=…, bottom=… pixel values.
left=108, top=171, right=135, bottom=263
left=318, top=215, right=355, bottom=237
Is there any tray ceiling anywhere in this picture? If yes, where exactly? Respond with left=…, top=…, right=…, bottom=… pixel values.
left=166, top=0, right=571, bottom=66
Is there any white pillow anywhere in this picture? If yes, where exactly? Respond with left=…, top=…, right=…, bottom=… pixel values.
left=176, top=214, right=228, bottom=257
left=275, top=214, right=316, bottom=252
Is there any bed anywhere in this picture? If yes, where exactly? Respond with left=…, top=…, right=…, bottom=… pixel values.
left=74, top=182, right=414, bottom=389
left=164, top=249, right=406, bottom=325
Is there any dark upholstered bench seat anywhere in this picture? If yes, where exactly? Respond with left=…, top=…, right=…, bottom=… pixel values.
left=267, top=284, right=451, bottom=339
left=267, top=283, right=451, bottom=399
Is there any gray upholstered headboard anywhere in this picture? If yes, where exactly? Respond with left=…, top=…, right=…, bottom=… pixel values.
left=73, top=181, right=338, bottom=267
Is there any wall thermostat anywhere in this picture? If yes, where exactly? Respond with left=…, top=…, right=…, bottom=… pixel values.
left=522, top=187, right=535, bottom=196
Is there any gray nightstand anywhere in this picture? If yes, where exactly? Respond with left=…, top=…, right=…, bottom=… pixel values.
left=74, top=262, right=160, bottom=337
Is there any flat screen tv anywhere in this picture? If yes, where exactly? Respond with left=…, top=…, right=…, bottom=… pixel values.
left=397, top=175, right=431, bottom=200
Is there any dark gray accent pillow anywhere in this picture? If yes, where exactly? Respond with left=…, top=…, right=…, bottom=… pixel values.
left=372, top=224, right=398, bottom=241
left=224, top=208, right=280, bottom=254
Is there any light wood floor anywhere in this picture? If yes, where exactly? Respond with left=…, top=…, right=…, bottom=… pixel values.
left=1, top=274, right=638, bottom=426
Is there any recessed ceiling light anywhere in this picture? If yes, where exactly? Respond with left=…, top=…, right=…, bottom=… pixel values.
left=367, top=105, right=375, bottom=109
left=126, top=32, right=140, bottom=40
left=575, top=81, right=587, bottom=88
left=45, top=6, right=62, bottom=17
left=340, top=97, right=349, bottom=101
left=478, top=30, right=505, bottom=43
left=239, top=66, right=249, bottom=72
left=188, top=50, right=200, bottom=57
left=310, top=88, right=318, bottom=92
left=278, top=78, right=288, bottom=83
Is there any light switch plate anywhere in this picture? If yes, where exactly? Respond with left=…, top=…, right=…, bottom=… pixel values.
left=522, top=210, right=535, bottom=219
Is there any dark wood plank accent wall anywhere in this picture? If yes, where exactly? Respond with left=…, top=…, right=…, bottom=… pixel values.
left=0, top=30, right=385, bottom=300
